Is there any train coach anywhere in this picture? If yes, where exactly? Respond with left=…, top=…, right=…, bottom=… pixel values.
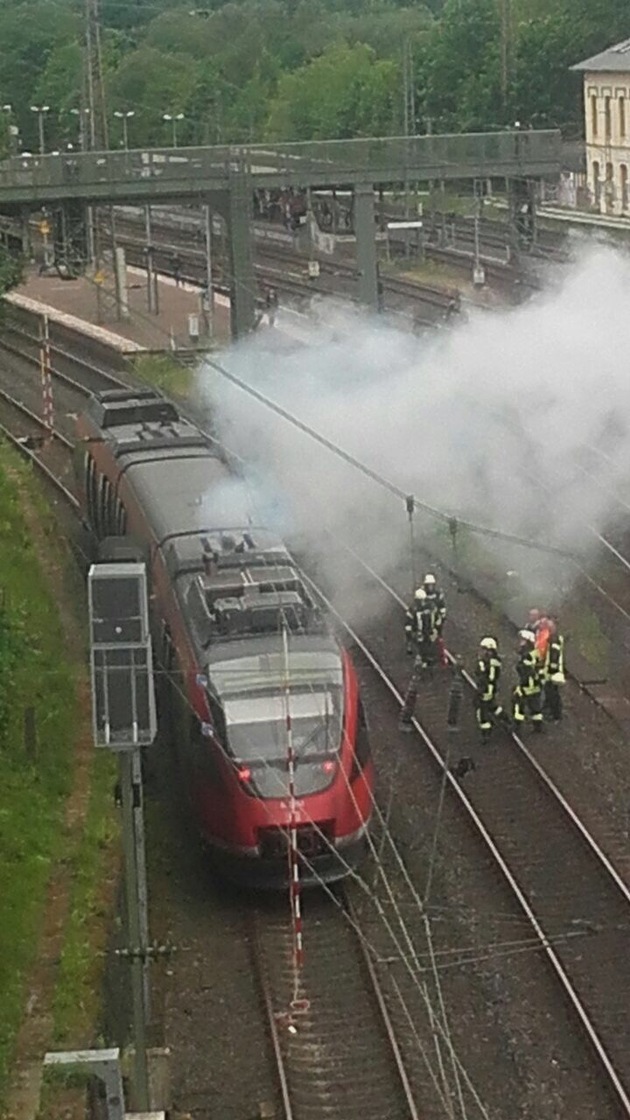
left=75, top=388, right=374, bottom=886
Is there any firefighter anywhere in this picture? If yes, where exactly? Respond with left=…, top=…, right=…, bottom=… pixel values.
left=422, top=572, right=447, bottom=666
left=422, top=573, right=446, bottom=628
left=404, top=587, right=440, bottom=669
left=475, top=637, right=503, bottom=744
left=512, top=629, right=544, bottom=733
left=400, top=589, right=440, bottom=728
left=543, top=617, right=565, bottom=722
left=527, top=607, right=542, bottom=632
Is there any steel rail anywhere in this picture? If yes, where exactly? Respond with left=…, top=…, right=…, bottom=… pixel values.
left=110, top=225, right=461, bottom=315
left=0, top=330, right=129, bottom=399
left=299, top=565, right=630, bottom=1117
left=2, top=320, right=130, bottom=389
left=0, top=384, right=74, bottom=450
left=0, top=418, right=79, bottom=509
left=338, top=538, right=630, bottom=907
left=343, top=891, right=421, bottom=1120
left=250, top=915, right=295, bottom=1120
left=250, top=894, right=424, bottom=1120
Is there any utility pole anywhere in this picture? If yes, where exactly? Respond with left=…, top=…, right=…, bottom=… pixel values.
left=85, top=0, right=109, bottom=318
left=85, top=0, right=108, bottom=150
left=499, top=0, right=512, bottom=119
left=402, top=40, right=416, bottom=229
left=203, top=203, right=214, bottom=338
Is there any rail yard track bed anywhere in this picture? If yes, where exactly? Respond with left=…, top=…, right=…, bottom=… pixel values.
left=351, top=666, right=615, bottom=1120
left=4, top=309, right=630, bottom=1117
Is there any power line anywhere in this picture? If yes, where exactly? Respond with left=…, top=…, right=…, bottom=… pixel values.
left=201, top=353, right=578, bottom=560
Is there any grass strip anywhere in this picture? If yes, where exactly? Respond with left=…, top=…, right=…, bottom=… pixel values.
left=134, top=352, right=194, bottom=400
left=52, top=747, right=118, bottom=1047
left=0, top=448, right=76, bottom=1101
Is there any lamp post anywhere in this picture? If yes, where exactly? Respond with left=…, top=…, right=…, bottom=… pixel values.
left=30, top=104, right=50, bottom=155
left=163, top=112, right=184, bottom=148
left=114, top=109, right=134, bottom=151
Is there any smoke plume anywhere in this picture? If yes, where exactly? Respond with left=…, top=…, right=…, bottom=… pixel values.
left=196, top=245, right=630, bottom=611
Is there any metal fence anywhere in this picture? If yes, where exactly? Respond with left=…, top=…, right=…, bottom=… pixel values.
left=0, top=130, right=563, bottom=204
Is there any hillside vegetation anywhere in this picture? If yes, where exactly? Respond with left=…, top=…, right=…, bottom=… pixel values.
left=0, top=0, right=627, bottom=153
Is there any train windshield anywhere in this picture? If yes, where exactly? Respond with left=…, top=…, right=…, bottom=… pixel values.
left=223, top=688, right=343, bottom=798
left=208, top=641, right=345, bottom=797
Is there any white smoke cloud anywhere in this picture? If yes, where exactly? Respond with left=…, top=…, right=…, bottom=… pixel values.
left=195, top=245, right=630, bottom=610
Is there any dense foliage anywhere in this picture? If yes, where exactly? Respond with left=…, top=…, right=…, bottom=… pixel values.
left=0, top=0, right=628, bottom=149
left=0, top=247, right=23, bottom=299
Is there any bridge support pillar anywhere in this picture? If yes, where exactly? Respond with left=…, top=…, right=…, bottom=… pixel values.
left=227, top=167, right=256, bottom=340
left=354, top=184, right=379, bottom=311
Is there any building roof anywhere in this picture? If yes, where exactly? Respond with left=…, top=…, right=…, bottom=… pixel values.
left=572, top=39, right=630, bottom=72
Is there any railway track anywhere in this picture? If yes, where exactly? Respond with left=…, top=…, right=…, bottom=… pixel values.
left=3, top=310, right=630, bottom=1115
left=251, top=890, right=427, bottom=1120
left=117, top=235, right=459, bottom=328
left=108, top=216, right=463, bottom=326
left=1, top=309, right=132, bottom=396
left=0, top=382, right=78, bottom=506
left=305, top=557, right=630, bottom=1116
left=111, top=207, right=543, bottom=308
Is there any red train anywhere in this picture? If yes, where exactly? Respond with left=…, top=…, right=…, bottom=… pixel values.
left=75, top=388, right=374, bottom=886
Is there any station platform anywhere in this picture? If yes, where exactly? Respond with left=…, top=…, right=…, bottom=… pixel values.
left=10, top=265, right=231, bottom=352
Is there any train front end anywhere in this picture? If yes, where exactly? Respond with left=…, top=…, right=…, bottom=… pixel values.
left=194, top=632, right=374, bottom=889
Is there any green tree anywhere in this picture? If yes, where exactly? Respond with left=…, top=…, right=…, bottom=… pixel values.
left=266, top=41, right=399, bottom=140
left=108, top=46, right=200, bottom=147
left=0, top=1, right=79, bottom=147
left=0, top=248, right=23, bottom=300
left=418, top=0, right=502, bottom=131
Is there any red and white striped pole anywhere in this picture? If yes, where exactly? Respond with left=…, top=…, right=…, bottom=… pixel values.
left=39, top=315, right=54, bottom=439
left=282, top=626, right=304, bottom=1015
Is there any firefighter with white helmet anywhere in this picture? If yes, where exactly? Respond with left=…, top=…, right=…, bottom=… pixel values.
left=475, top=636, right=503, bottom=744
left=400, top=587, right=441, bottom=729
left=512, top=629, right=544, bottom=732
left=421, top=572, right=447, bottom=666
left=422, top=573, right=446, bottom=630
left=404, top=585, right=440, bottom=668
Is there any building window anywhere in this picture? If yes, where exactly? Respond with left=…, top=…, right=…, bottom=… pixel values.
left=605, top=162, right=615, bottom=210
left=591, top=95, right=598, bottom=137
left=605, top=97, right=612, bottom=140
left=621, top=97, right=626, bottom=139
left=621, top=164, right=629, bottom=210
left=592, top=159, right=601, bottom=205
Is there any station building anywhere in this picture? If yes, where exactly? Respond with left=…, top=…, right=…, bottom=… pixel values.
left=572, top=39, right=630, bottom=215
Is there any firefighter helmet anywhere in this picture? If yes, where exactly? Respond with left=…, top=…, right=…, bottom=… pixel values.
left=414, top=587, right=427, bottom=601
left=479, top=637, right=497, bottom=651
left=423, top=573, right=436, bottom=586
left=519, top=629, right=536, bottom=644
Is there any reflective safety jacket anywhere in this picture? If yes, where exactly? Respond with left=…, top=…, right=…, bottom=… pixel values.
left=545, top=634, right=565, bottom=684
left=475, top=654, right=501, bottom=702
left=405, top=601, right=441, bottom=644
left=424, top=587, right=447, bottom=629
left=516, top=649, right=542, bottom=695
left=534, top=618, right=551, bottom=663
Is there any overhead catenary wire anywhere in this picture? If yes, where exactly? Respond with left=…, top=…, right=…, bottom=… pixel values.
left=200, top=352, right=579, bottom=561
